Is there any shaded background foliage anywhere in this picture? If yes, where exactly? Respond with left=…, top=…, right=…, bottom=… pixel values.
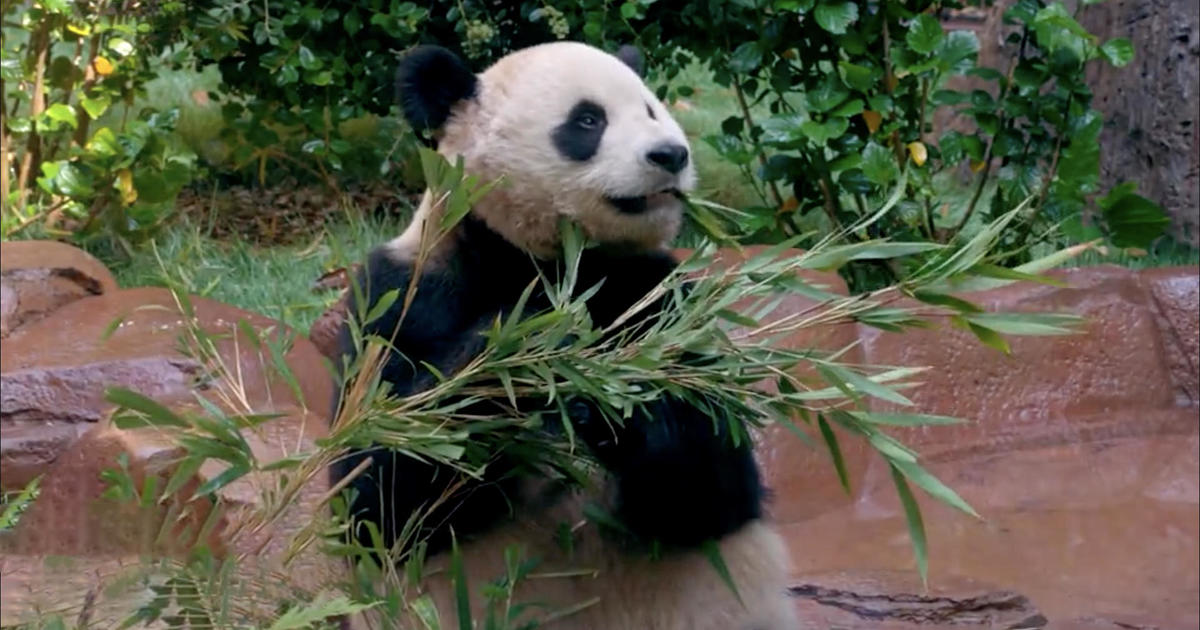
left=2, top=0, right=1188, bottom=290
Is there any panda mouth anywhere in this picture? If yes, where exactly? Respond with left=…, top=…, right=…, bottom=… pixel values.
left=605, top=188, right=681, bottom=215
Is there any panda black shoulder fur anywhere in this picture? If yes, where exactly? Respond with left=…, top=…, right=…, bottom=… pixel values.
left=331, top=41, right=798, bottom=630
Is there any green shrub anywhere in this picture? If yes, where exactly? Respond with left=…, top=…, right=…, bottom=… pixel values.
left=143, top=0, right=1172, bottom=290
left=2, top=0, right=198, bottom=254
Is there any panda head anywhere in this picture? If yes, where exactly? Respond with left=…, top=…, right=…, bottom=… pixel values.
left=395, top=41, right=696, bottom=258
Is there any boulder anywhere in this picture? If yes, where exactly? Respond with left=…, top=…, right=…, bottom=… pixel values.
left=0, top=287, right=334, bottom=491
left=0, top=412, right=342, bottom=628
left=0, top=284, right=341, bottom=628
left=766, top=265, right=1200, bottom=629
left=0, top=240, right=118, bottom=338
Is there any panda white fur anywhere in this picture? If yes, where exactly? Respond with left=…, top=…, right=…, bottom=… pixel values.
left=330, top=41, right=799, bottom=630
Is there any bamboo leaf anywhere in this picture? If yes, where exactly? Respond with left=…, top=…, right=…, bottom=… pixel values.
left=817, top=415, right=851, bottom=494
left=892, top=458, right=980, bottom=519
left=700, top=539, right=746, bottom=609
left=889, top=462, right=929, bottom=587
left=105, top=387, right=189, bottom=428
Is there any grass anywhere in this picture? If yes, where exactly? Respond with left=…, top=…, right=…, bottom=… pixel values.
left=97, top=209, right=409, bottom=333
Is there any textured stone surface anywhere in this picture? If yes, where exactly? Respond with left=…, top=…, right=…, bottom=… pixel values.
left=0, top=287, right=334, bottom=490
left=0, top=240, right=118, bottom=338
left=791, top=570, right=1045, bottom=629
left=1140, top=267, right=1200, bottom=406
left=766, top=266, right=1200, bottom=629
left=0, top=239, right=118, bottom=292
left=855, top=266, right=1183, bottom=458
left=1, top=409, right=339, bottom=627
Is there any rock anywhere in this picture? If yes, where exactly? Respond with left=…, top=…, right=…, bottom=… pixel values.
left=0, top=420, right=343, bottom=627
left=767, top=265, right=1200, bottom=629
left=0, top=287, right=334, bottom=491
left=854, top=266, right=1186, bottom=458
left=2, top=397, right=339, bottom=627
left=0, top=240, right=118, bottom=338
left=790, top=570, right=1045, bottom=629
left=1140, top=267, right=1200, bottom=406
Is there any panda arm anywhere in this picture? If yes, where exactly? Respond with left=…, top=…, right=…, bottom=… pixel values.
left=571, top=249, right=765, bottom=548
left=329, top=245, right=525, bottom=558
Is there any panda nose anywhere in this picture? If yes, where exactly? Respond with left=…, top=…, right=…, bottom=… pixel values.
left=646, top=143, right=689, bottom=174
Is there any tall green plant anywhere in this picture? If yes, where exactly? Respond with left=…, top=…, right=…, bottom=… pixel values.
left=152, top=0, right=1171, bottom=290
left=2, top=0, right=197, bottom=253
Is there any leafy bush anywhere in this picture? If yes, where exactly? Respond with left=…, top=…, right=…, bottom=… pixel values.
left=596, top=0, right=1171, bottom=288
left=1, top=0, right=198, bottom=253
left=144, top=0, right=1171, bottom=290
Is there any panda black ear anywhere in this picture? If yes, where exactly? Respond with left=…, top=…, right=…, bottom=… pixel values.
left=615, top=45, right=644, bottom=77
left=395, top=45, right=478, bottom=133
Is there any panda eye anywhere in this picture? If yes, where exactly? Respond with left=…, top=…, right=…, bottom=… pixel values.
left=576, top=113, right=600, bottom=129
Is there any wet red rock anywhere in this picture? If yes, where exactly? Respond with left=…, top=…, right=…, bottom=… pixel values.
left=0, top=240, right=118, bottom=337
left=0, top=286, right=334, bottom=490
left=761, top=265, right=1200, bottom=629
left=1140, top=266, right=1200, bottom=405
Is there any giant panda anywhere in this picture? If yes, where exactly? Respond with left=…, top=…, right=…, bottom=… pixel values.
left=329, top=41, right=799, bottom=630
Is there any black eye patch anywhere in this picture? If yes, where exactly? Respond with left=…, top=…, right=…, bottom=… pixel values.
left=552, top=100, right=607, bottom=162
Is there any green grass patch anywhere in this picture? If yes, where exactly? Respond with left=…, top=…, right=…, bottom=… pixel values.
left=98, top=209, right=408, bottom=333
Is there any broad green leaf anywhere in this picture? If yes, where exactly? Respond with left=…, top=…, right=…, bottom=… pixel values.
left=1101, top=187, right=1170, bottom=248
left=343, top=8, right=362, bottom=34
left=829, top=98, right=864, bottom=118
left=43, top=103, right=77, bottom=130
left=50, top=161, right=94, bottom=197
left=297, top=45, right=322, bottom=70
left=906, top=14, right=944, bottom=55
left=799, top=117, right=848, bottom=144
left=107, top=37, right=133, bottom=57
left=838, top=61, right=874, bottom=92
left=861, top=141, right=897, bottom=185
left=86, top=127, right=120, bottom=157
left=80, top=93, right=112, bottom=119
left=729, top=42, right=762, bottom=74
left=935, top=30, right=980, bottom=73
left=814, top=1, right=858, bottom=35
left=806, top=74, right=850, bottom=112
left=890, top=463, right=929, bottom=587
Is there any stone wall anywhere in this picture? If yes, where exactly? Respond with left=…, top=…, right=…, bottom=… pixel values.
left=1, top=240, right=1196, bottom=629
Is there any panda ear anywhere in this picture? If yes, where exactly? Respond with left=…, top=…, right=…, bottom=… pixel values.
left=615, top=45, right=644, bottom=77
left=395, top=45, right=478, bottom=133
